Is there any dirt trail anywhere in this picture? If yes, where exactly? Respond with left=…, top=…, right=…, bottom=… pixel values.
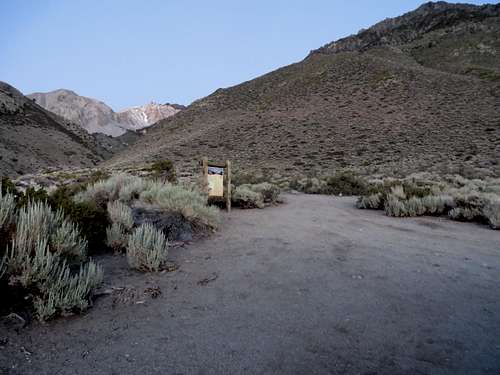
left=1, top=194, right=499, bottom=375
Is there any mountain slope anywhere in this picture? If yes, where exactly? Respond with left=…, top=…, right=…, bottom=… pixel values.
left=108, top=1, right=500, bottom=177
left=28, top=90, right=183, bottom=136
left=0, top=82, right=105, bottom=177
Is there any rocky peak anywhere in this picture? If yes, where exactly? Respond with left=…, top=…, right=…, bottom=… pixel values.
left=309, top=2, right=500, bottom=56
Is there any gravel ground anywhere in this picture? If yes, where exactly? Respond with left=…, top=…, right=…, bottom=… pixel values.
left=1, top=194, right=499, bottom=375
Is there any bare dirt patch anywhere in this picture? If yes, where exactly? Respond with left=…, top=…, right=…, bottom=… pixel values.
left=1, top=194, right=499, bottom=374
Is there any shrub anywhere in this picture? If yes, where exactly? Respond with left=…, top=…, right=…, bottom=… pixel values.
left=50, top=186, right=109, bottom=255
left=289, top=177, right=328, bottom=194
left=77, top=175, right=220, bottom=232
left=384, top=194, right=407, bottom=217
left=14, top=201, right=87, bottom=265
left=232, top=185, right=265, bottom=209
left=357, top=174, right=500, bottom=229
left=74, top=174, right=141, bottom=208
left=16, top=187, right=50, bottom=208
left=150, top=160, right=176, bottom=182
left=390, top=185, right=407, bottom=200
left=107, top=201, right=134, bottom=230
left=33, top=259, right=103, bottom=321
left=325, top=171, right=367, bottom=196
left=2, top=200, right=102, bottom=321
left=0, top=189, right=16, bottom=230
left=420, top=195, right=455, bottom=215
left=244, top=183, right=280, bottom=204
left=1, top=177, right=17, bottom=195
left=482, top=200, right=500, bottom=229
left=448, top=207, right=482, bottom=221
left=106, top=223, right=128, bottom=252
left=127, top=223, right=168, bottom=272
left=139, top=182, right=219, bottom=230
left=356, top=193, right=383, bottom=209
left=118, top=178, right=153, bottom=203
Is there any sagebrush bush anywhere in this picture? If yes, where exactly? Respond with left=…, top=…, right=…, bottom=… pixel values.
left=357, top=174, right=500, bottom=229
left=107, top=201, right=134, bottom=230
left=384, top=194, right=407, bottom=217
left=448, top=207, right=481, bottom=221
left=356, top=193, right=383, bottom=209
left=33, top=259, right=103, bottom=321
left=106, top=223, right=128, bottom=252
left=117, top=178, right=153, bottom=203
left=15, top=201, right=88, bottom=264
left=127, top=223, right=168, bottom=272
left=0, top=189, right=16, bottom=230
left=482, top=200, right=500, bottom=229
left=75, top=174, right=142, bottom=208
left=1, top=200, right=102, bottom=321
left=139, top=182, right=219, bottom=229
left=232, top=185, right=265, bottom=209
left=78, top=175, right=219, bottom=231
left=243, top=183, right=280, bottom=203
left=420, top=195, right=455, bottom=215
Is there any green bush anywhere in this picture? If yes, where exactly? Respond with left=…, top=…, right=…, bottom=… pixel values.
left=325, top=171, right=367, bottom=196
left=16, top=186, right=50, bottom=208
left=150, top=159, right=176, bottom=182
left=1, top=177, right=18, bottom=195
left=50, top=186, right=109, bottom=254
left=127, top=223, right=168, bottom=272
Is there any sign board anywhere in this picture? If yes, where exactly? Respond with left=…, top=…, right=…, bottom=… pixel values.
left=202, top=158, right=231, bottom=212
left=208, top=174, right=224, bottom=197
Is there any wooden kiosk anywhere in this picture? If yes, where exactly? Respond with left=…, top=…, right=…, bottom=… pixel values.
left=201, top=157, right=231, bottom=212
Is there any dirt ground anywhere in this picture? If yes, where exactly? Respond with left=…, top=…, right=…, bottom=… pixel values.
left=1, top=194, right=499, bottom=375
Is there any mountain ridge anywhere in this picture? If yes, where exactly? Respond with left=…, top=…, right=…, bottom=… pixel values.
left=28, top=89, right=184, bottom=137
left=106, top=1, right=500, bottom=178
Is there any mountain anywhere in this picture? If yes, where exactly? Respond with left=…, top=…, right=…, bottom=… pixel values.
left=0, top=82, right=105, bottom=177
left=107, top=1, right=500, bottom=178
left=117, top=102, right=185, bottom=131
left=28, top=90, right=183, bottom=137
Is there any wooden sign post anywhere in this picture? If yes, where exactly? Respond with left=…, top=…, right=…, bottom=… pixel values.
left=202, top=157, right=231, bottom=212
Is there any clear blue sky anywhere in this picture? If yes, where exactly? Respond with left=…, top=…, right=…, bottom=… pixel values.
left=0, top=0, right=489, bottom=110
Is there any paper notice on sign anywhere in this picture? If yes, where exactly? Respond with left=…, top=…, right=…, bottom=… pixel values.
left=208, top=174, right=224, bottom=197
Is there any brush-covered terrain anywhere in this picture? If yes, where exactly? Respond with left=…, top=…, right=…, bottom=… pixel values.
left=106, top=2, right=500, bottom=178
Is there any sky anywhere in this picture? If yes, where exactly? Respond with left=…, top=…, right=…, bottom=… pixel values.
left=0, top=0, right=490, bottom=110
